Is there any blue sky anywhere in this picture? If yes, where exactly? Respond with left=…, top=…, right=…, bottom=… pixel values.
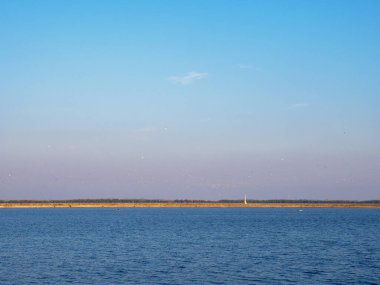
left=1, top=0, right=379, bottom=200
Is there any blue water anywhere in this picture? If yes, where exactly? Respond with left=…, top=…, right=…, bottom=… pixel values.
left=0, top=208, right=379, bottom=284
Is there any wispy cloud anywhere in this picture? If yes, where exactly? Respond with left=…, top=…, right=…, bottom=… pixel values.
left=237, top=64, right=261, bottom=71
left=168, top=71, right=208, bottom=85
left=238, top=64, right=251, bottom=70
left=290, top=103, right=309, bottom=109
left=134, top=127, right=169, bottom=136
left=135, top=127, right=156, bottom=134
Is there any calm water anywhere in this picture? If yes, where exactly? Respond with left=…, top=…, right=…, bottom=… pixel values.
left=0, top=208, right=379, bottom=284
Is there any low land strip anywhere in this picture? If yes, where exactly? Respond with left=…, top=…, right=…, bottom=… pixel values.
left=0, top=202, right=379, bottom=208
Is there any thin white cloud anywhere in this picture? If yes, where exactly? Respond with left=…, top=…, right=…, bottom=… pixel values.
left=290, top=103, right=309, bottom=109
left=135, top=127, right=156, bottom=134
left=238, top=64, right=251, bottom=70
left=168, top=71, right=208, bottom=85
left=133, top=127, right=158, bottom=141
left=134, top=127, right=169, bottom=135
left=238, top=64, right=261, bottom=71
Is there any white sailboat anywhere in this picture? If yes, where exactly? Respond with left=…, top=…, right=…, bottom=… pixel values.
left=244, top=194, right=247, bottom=205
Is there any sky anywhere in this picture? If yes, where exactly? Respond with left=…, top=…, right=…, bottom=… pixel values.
left=1, top=0, right=379, bottom=200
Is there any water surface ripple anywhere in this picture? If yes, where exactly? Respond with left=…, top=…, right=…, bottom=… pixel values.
left=0, top=208, right=379, bottom=284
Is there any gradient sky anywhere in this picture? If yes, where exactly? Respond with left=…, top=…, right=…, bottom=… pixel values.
left=1, top=0, right=379, bottom=200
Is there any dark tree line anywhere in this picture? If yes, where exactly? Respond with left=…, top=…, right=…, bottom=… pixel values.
left=0, top=199, right=379, bottom=204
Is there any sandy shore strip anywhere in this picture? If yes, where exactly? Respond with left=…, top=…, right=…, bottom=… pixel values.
left=0, top=203, right=379, bottom=208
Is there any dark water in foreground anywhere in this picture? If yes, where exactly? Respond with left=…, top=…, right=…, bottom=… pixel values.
left=0, top=208, right=379, bottom=284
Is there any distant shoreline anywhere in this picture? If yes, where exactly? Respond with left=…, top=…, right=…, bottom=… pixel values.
left=1, top=202, right=379, bottom=209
